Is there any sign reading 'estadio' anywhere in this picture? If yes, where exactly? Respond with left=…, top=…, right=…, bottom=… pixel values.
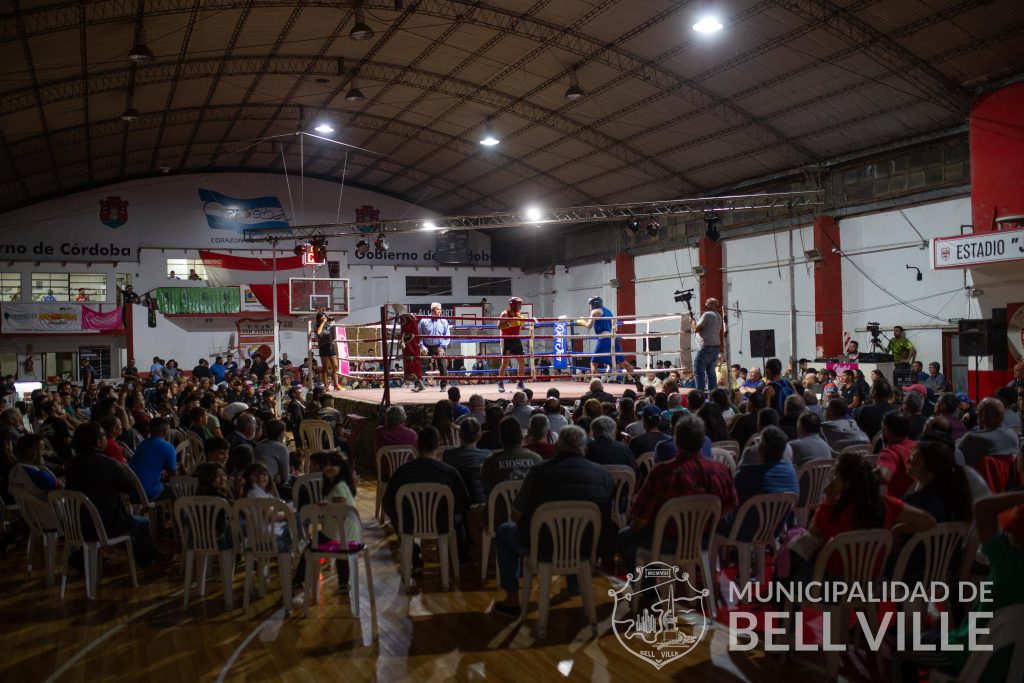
left=931, top=228, right=1024, bottom=269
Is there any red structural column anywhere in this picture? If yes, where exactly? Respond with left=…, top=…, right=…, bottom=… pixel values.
left=970, top=83, right=1024, bottom=233
left=698, top=238, right=724, bottom=344
left=813, top=215, right=843, bottom=358
left=615, top=252, right=636, bottom=354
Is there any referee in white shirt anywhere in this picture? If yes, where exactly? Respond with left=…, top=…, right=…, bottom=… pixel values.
left=418, top=302, right=452, bottom=390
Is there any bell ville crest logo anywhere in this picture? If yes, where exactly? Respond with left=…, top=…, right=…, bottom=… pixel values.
left=99, top=196, right=129, bottom=229
left=608, top=562, right=710, bottom=670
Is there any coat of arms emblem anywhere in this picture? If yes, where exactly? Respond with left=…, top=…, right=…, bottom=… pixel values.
left=99, top=196, right=129, bottom=229
left=608, top=562, right=710, bottom=669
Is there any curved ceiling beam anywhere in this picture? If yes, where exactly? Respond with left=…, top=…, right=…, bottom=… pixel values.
left=0, top=55, right=686, bottom=194
left=2, top=103, right=598, bottom=209
left=445, top=0, right=981, bottom=213
left=0, top=0, right=805, bottom=162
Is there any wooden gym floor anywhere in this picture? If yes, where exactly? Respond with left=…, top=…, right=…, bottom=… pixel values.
left=1, top=481, right=798, bottom=683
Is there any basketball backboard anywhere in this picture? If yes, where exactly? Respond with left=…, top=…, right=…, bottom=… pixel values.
left=288, top=277, right=350, bottom=316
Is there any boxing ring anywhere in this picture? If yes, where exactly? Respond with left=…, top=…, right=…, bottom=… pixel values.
left=329, top=305, right=694, bottom=410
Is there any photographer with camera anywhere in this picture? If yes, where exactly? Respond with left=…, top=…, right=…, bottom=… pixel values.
left=689, top=297, right=723, bottom=393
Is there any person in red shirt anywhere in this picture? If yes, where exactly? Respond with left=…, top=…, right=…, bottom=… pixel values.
left=496, top=296, right=527, bottom=394
left=877, top=411, right=916, bottom=498
left=618, top=414, right=738, bottom=571
left=805, top=452, right=934, bottom=577
left=397, top=309, right=425, bottom=392
left=99, top=415, right=127, bottom=464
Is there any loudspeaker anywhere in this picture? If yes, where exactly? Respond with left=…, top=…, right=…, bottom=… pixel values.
left=749, top=329, right=776, bottom=358
left=644, top=337, right=662, bottom=353
left=892, top=367, right=916, bottom=388
left=958, top=319, right=991, bottom=357
left=991, top=308, right=1009, bottom=371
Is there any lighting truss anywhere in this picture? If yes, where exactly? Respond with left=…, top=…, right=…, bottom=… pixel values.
left=243, top=191, right=822, bottom=242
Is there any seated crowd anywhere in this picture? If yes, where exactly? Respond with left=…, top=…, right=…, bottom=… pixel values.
left=1, top=356, right=1022, bottom=682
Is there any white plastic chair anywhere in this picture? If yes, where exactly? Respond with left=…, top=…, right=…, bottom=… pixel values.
left=890, top=522, right=969, bottom=616
left=394, top=483, right=459, bottom=591
left=929, top=604, right=1024, bottom=682
left=840, top=443, right=870, bottom=458
left=49, top=490, right=139, bottom=599
left=635, top=495, right=721, bottom=616
left=605, top=465, right=635, bottom=528
left=174, top=496, right=236, bottom=610
left=299, top=419, right=334, bottom=468
left=711, top=447, right=737, bottom=475
left=712, top=440, right=741, bottom=462
left=869, top=430, right=883, bottom=453
left=186, top=431, right=205, bottom=461
left=116, top=462, right=162, bottom=541
left=635, top=452, right=655, bottom=492
left=11, top=489, right=60, bottom=586
left=375, top=445, right=416, bottom=523
left=783, top=529, right=892, bottom=680
left=480, top=480, right=523, bottom=581
left=233, top=497, right=300, bottom=611
left=168, top=475, right=198, bottom=498
left=299, top=503, right=374, bottom=618
left=710, top=492, right=797, bottom=587
left=291, top=472, right=324, bottom=510
left=794, top=460, right=834, bottom=527
left=176, top=441, right=196, bottom=475
left=520, top=501, right=601, bottom=639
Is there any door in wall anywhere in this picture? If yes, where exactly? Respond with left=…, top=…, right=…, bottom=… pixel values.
left=0, top=351, right=16, bottom=377
left=943, top=331, right=968, bottom=394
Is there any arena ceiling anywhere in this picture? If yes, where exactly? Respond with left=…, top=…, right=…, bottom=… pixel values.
left=0, top=0, right=1021, bottom=220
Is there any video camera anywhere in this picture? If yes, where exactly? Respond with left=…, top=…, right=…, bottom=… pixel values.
left=866, top=322, right=881, bottom=336
left=675, top=288, right=695, bottom=318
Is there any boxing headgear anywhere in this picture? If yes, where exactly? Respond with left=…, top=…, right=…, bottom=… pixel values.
left=588, top=296, right=603, bottom=310
left=508, top=296, right=523, bottom=313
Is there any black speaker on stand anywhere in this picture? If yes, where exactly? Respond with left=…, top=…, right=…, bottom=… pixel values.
left=959, top=319, right=991, bottom=402
left=750, top=330, right=776, bottom=372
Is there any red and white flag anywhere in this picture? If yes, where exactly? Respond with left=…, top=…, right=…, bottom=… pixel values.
left=199, top=250, right=308, bottom=287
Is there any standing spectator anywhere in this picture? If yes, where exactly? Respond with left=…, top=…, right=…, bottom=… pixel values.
left=689, top=298, right=723, bottom=393
left=188, top=269, right=202, bottom=281
left=80, top=359, right=96, bottom=388
left=886, top=325, right=917, bottom=364
left=492, top=425, right=614, bottom=616
left=191, top=359, right=211, bottom=380
left=250, top=353, right=269, bottom=382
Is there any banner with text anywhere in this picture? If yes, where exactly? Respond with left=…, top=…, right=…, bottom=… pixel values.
left=2, top=303, right=84, bottom=333
left=931, top=228, right=1024, bottom=269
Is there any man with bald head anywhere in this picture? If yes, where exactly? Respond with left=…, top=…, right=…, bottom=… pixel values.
left=957, top=397, right=1020, bottom=468
left=689, top=297, right=722, bottom=393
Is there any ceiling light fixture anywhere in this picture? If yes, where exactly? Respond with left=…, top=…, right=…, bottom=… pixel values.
left=564, top=65, right=586, bottom=101
left=345, top=78, right=365, bottom=101
left=693, top=1, right=724, bottom=33
left=128, top=24, right=154, bottom=61
left=480, top=117, right=500, bottom=146
left=350, top=4, right=374, bottom=41
left=525, top=206, right=542, bottom=222
left=703, top=213, right=721, bottom=242
left=645, top=218, right=660, bottom=238
left=121, top=88, right=140, bottom=122
left=355, top=238, right=370, bottom=255
left=625, top=217, right=640, bottom=235
left=314, top=123, right=335, bottom=134
left=374, top=233, right=389, bottom=251
left=422, top=221, right=440, bottom=231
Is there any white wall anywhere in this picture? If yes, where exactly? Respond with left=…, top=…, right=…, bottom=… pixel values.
left=723, top=227, right=816, bottom=370
left=840, top=197, right=974, bottom=366
left=634, top=249, right=701, bottom=367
